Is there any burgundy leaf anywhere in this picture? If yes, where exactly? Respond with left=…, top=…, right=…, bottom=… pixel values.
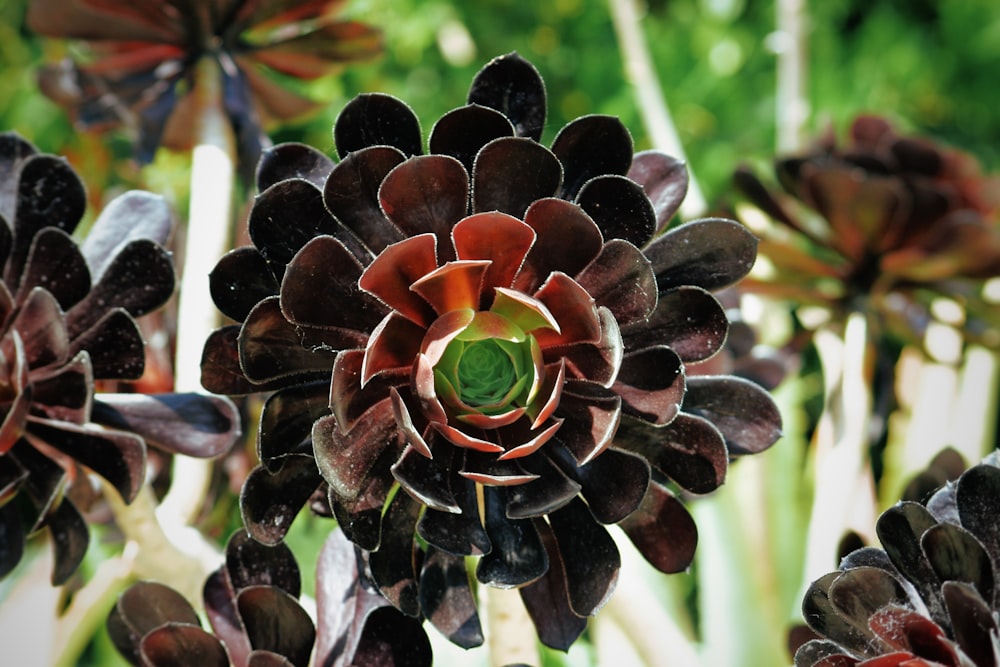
left=682, top=375, right=782, bottom=455
left=13, top=286, right=68, bottom=368
left=621, top=285, right=728, bottom=363
left=477, top=486, right=548, bottom=587
left=942, top=581, right=997, bottom=667
left=323, top=145, right=407, bottom=256
left=350, top=606, right=433, bottom=667
left=368, top=489, right=422, bottom=616
left=312, top=400, right=397, bottom=502
left=827, top=567, right=910, bottom=631
left=91, top=392, right=240, bottom=459
left=378, top=155, right=469, bottom=250
left=204, top=567, right=251, bottom=667
left=471, top=137, right=562, bottom=217
left=81, top=190, right=173, bottom=278
left=627, top=150, right=689, bottom=232
left=239, top=297, right=339, bottom=384
left=26, top=417, right=145, bottom=503
left=520, top=519, right=588, bottom=651
left=644, top=217, right=759, bottom=292
left=0, top=502, right=24, bottom=581
left=552, top=381, right=621, bottom=465
left=238, top=586, right=315, bottom=667
left=201, top=325, right=260, bottom=395
left=552, top=115, right=632, bottom=200
left=430, top=104, right=514, bottom=176
left=8, top=154, right=85, bottom=285
left=224, top=530, right=302, bottom=598
left=334, top=93, right=422, bottom=159
left=46, top=498, right=88, bottom=585
left=468, top=52, right=546, bottom=141
left=612, top=346, right=685, bottom=425
left=391, top=445, right=460, bottom=514
left=548, top=497, right=620, bottom=616
left=17, top=227, right=90, bottom=310
left=419, top=547, right=483, bottom=648
left=108, top=581, right=202, bottom=665
left=249, top=179, right=345, bottom=266
left=69, top=308, right=145, bottom=379
left=65, top=239, right=175, bottom=337
left=280, top=235, right=385, bottom=335
left=570, top=447, right=650, bottom=525
left=615, top=413, right=728, bottom=495
left=315, top=528, right=393, bottom=667
left=955, top=463, right=1000, bottom=569
left=140, top=624, right=229, bottom=667
left=577, top=175, right=656, bottom=248
left=31, top=352, right=92, bottom=424
left=257, top=142, right=334, bottom=191
left=515, top=197, right=603, bottom=294
left=574, top=239, right=656, bottom=327
left=209, top=247, right=279, bottom=323
left=258, top=381, right=330, bottom=468
left=504, top=453, right=581, bottom=519
left=619, top=482, right=698, bottom=574
left=241, top=455, right=323, bottom=546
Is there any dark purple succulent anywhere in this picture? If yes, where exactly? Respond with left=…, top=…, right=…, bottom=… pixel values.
left=733, top=115, right=1000, bottom=347
left=202, top=53, right=782, bottom=649
left=0, top=132, right=240, bottom=584
left=796, top=452, right=1000, bottom=667
left=28, top=0, right=382, bottom=174
left=107, top=528, right=430, bottom=667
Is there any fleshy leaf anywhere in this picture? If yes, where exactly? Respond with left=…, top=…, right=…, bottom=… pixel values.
left=644, top=217, right=759, bottom=292
left=627, top=150, right=689, bottom=232
left=577, top=175, right=656, bottom=248
left=334, top=93, right=422, bottom=159
left=419, top=547, right=484, bottom=648
left=548, top=497, right=620, bottom=616
left=467, top=52, right=546, bottom=141
left=682, top=375, right=782, bottom=455
left=241, top=455, right=322, bottom=546
left=551, top=115, right=632, bottom=200
left=619, top=482, right=697, bottom=573
left=471, top=137, right=562, bottom=217
left=520, top=519, right=589, bottom=651
left=429, top=104, right=514, bottom=175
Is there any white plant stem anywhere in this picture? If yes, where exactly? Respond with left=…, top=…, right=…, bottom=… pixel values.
left=159, top=55, right=237, bottom=527
left=483, top=585, right=540, bottom=667
left=775, top=0, right=809, bottom=152
left=607, top=0, right=708, bottom=218
left=800, top=312, right=876, bottom=586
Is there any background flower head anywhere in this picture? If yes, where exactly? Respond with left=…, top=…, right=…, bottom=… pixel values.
left=28, top=0, right=383, bottom=176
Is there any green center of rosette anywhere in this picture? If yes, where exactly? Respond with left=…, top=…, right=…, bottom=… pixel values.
left=433, top=311, right=538, bottom=416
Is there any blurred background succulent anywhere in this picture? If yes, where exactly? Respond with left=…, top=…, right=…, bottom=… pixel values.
left=732, top=114, right=1000, bottom=349
left=27, top=0, right=383, bottom=177
left=202, top=52, right=781, bottom=652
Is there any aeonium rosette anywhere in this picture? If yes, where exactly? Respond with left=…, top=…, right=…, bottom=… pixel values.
left=202, top=52, right=782, bottom=651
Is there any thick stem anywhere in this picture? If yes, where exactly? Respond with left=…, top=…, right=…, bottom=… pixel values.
left=159, top=55, right=237, bottom=526
left=484, top=586, right=539, bottom=667
left=608, top=0, right=707, bottom=218
left=800, top=312, right=877, bottom=585
left=775, top=0, right=809, bottom=152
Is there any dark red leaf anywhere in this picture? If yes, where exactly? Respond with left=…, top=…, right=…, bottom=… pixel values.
left=644, top=217, right=759, bottom=292
left=430, top=104, right=514, bottom=176
left=627, top=150, right=689, bottom=232
left=468, top=52, right=546, bottom=141
left=577, top=175, right=656, bottom=248
left=471, top=137, right=562, bottom=217
left=241, top=455, right=323, bottom=546
left=334, top=93, right=422, bottom=159
left=621, top=285, right=728, bottom=363
left=257, top=142, right=334, bottom=191
left=238, top=587, right=315, bottom=667
left=682, top=375, right=782, bottom=455
left=547, top=497, right=619, bottom=616
left=552, top=115, right=632, bottom=200
left=419, top=547, right=483, bottom=648
left=619, top=482, right=697, bottom=574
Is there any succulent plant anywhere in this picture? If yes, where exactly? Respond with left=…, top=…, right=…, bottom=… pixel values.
left=202, top=52, right=781, bottom=649
left=29, top=0, right=382, bottom=175
left=796, top=452, right=1000, bottom=667
left=108, top=528, right=431, bottom=667
left=0, top=132, right=240, bottom=584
